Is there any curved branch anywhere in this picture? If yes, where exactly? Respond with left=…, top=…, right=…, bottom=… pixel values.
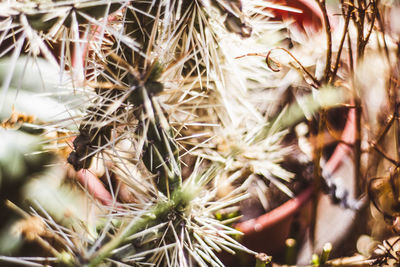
left=315, top=0, right=332, bottom=83
left=235, top=48, right=320, bottom=87
left=266, top=47, right=321, bottom=87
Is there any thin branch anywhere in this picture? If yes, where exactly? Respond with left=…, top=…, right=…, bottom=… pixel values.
left=369, top=141, right=399, bottom=166
left=362, top=0, right=379, bottom=53
left=376, top=8, right=390, bottom=63
left=235, top=48, right=320, bottom=87
left=266, top=48, right=321, bottom=87
left=347, top=31, right=354, bottom=74
left=330, top=4, right=353, bottom=83
left=310, top=110, right=326, bottom=247
left=354, top=98, right=362, bottom=197
left=316, top=0, right=333, bottom=83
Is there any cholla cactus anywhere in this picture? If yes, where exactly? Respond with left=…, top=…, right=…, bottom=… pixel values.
left=0, top=0, right=301, bottom=266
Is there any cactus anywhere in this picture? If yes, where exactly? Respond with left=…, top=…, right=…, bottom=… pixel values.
left=0, top=1, right=267, bottom=266
left=0, top=0, right=322, bottom=266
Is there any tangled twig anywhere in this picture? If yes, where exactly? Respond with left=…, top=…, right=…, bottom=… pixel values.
left=235, top=47, right=320, bottom=88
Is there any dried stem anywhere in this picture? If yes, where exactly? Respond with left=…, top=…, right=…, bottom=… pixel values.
left=330, top=3, right=353, bottom=83
left=310, top=110, right=326, bottom=246
left=266, top=48, right=320, bottom=87
left=316, top=0, right=332, bottom=83
left=376, top=8, right=390, bottom=63
left=354, top=98, right=362, bottom=197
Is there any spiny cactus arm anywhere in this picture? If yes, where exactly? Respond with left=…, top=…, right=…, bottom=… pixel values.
left=140, top=87, right=182, bottom=197
left=10, top=0, right=124, bottom=32
left=124, top=2, right=161, bottom=68
left=86, top=183, right=199, bottom=267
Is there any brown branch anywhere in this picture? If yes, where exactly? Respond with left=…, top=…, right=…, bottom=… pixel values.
left=266, top=48, right=320, bottom=87
left=376, top=8, right=390, bottom=63
left=354, top=99, right=362, bottom=196
left=362, top=0, right=379, bottom=52
left=376, top=114, right=395, bottom=144
left=330, top=3, right=353, bottom=83
left=310, top=110, right=326, bottom=247
left=347, top=31, right=354, bottom=75
left=369, top=141, right=399, bottom=166
left=235, top=48, right=320, bottom=87
left=316, top=0, right=333, bottom=83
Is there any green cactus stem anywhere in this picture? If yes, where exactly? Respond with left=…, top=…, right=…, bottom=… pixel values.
left=86, top=181, right=200, bottom=267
